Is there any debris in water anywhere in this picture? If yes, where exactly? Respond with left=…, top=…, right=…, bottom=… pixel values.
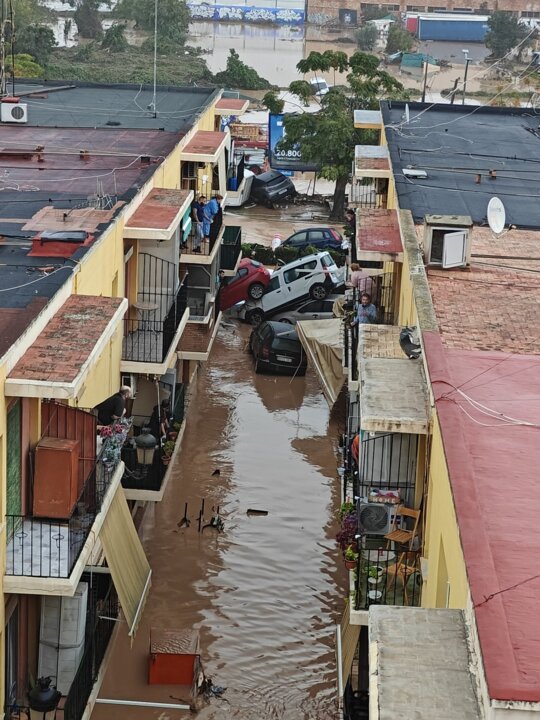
left=177, top=502, right=190, bottom=528
left=246, top=508, right=269, bottom=516
left=212, top=468, right=220, bottom=476
left=202, top=506, right=225, bottom=532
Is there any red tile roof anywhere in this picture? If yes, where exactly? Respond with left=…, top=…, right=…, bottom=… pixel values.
left=125, top=189, right=191, bottom=231
left=9, top=295, right=125, bottom=385
left=357, top=209, right=402, bottom=256
left=182, top=131, right=227, bottom=156
left=424, top=333, right=540, bottom=703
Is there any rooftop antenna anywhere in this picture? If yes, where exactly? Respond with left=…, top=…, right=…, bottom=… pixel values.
left=150, top=0, right=158, bottom=118
left=487, top=196, right=506, bottom=235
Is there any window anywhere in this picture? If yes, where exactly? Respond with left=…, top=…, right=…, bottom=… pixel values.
left=300, top=300, right=325, bottom=313
left=232, top=267, right=248, bottom=284
left=289, top=231, right=307, bottom=247
left=283, top=259, right=317, bottom=284
left=319, top=253, right=334, bottom=268
left=428, top=227, right=468, bottom=268
left=267, top=275, right=281, bottom=292
left=308, top=230, right=325, bottom=244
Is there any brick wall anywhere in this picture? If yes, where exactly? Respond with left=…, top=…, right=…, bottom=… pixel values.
left=178, top=319, right=215, bottom=355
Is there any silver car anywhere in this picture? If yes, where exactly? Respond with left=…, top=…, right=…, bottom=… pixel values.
left=267, top=295, right=343, bottom=324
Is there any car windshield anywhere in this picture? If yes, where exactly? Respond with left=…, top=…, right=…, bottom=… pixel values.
left=250, top=260, right=262, bottom=267
left=273, top=338, right=299, bottom=353
left=319, top=253, right=335, bottom=268
left=311, top=81, right=327, bottom=92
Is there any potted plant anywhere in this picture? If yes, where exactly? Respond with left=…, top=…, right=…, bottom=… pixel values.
left=336, top=510, right=357, bottom=553
left=162, top=440, right=176, bottom=465
left=344, top=545, right=358, bottom=570
left=167, top=420, right=182, bottom=442
left=367, top=565, right=384, bottom=584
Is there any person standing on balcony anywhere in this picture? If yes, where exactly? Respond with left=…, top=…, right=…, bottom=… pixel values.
left=203, top=194, right=223, bottom=245
left=349, top=263, right=374, bottom=295
left=95, top=386, right=132, bottom=426
left=190, top=196, right=205, bottom=253
left=352, top=293, right=377, bottom=325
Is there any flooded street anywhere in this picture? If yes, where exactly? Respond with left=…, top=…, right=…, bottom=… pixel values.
left=93, top=321, right=345, bottom=719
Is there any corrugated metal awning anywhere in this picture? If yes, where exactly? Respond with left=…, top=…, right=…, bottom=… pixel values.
left=100, top=486, right=152, bottom=638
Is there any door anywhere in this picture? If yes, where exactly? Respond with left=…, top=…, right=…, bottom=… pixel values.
left=297, top=299, right=325, bottom=319
left=261, top=274, right=283, bottom=312
left=287, top=231, right=307, bottom=249
left=307, top=230, right=325, bottom=248
left=283, top=259, right=319, bottom=301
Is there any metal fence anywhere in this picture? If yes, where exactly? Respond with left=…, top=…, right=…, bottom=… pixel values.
left=5, top=449, right=116, bottom=578
left=353, top=549, right=421, bottom=610
left=358, top=432, right=418, bottom=505
left=220, top=225, right=242, bottom=271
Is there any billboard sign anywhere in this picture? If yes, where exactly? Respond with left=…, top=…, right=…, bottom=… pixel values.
left=268, top=113, right=319, bottom=172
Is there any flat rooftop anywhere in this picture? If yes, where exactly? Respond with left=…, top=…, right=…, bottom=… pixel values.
left=13, top=81, right=219, bottom=133
left=421, top=226, right=540, bottom=354
left=381, top=102, right=540, bottom=229
left=424, top=334, right=540, bottom=703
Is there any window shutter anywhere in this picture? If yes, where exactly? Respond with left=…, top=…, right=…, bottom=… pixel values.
left=442, top=231, right=467, bottom=268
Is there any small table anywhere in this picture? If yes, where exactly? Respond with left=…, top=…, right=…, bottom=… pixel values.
left=134, top=301, right=159, bottom=333
left=363, top=548, right=396, bottom=564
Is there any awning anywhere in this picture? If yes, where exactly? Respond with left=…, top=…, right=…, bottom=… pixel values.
left=215, top=97, right=249, bottom=115
left=358, top=325, right=429, bottom=434
left=6, top=295, right=127, bottom=399
left=124, top=188, right=194, bottom=241
left=297, top=319, right=344, bottom=406
left=100, top=486, right=152, bottom=638
left=338, top=606, right=360, bottom=685
left=182, top=130, right=228, bottom=163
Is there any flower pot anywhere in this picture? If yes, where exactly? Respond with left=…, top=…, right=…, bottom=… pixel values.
left=345, top=559, right=357, bottom=570
left=162, top=456, right=171, bottom=466
left=168, top=431, right=178, bottom=441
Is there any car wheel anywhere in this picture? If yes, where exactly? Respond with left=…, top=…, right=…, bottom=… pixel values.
left=310, top=283, right=327, bottom=300
left=255, top=359, right=263, bottom=374
left=248, top=283, right=265, bottom=300
left=247, top=309, right=264, bottom=327
left=278, top=318, right=292, bottom=324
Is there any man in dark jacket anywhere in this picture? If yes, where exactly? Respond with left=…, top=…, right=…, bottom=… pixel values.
left=95, top=386, right=132, bottom=425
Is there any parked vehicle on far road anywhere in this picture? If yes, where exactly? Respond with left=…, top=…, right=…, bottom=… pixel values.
left=244, top=252, right=342, bottom=326
left=268, top=295, right=342, bottom=324
left=219, top=258, right=271, bottom=312
left=250, top=170, right=296, bottom=207
left=249, top=320, right=307, bottom=376
left=310, top=77, right=330, bottom=97
left=281, top=227, right=344, bottom=252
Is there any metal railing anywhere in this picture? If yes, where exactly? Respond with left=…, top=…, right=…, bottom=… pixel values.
left=358, top=432, right=418, bottom=506
left=123, top=279, right=188, bottom=364
left=349, top=179, right=388, bottom=208
left=63, top=573, right=119, bottom=720
left=353, top=549, right=421, bottom=610
left=220, top=225, right=242, bottom=271
left=5, top=448, right=118, bottom=578
left=173, top=383, right=186, bottom=424
left=121, top=447, right=166, bottom=493
left=208, top=206, right=223, bottom=248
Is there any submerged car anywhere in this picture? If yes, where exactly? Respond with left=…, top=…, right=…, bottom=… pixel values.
left=250, top=170, right=296, bottom=207
left=268, top=295, right=342, bottom=324
left=281, top=227, right=344, bottom=252
left=219, top=258, right=271, bottom=311
left=249, top=320, right=307, bottom=376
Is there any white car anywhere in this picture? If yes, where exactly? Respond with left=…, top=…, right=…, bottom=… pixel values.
left=243, top=252, right=341, bottom=325
left=310, top=77, right=330, bottom=97
left=268, top=295, right=343, bottom=324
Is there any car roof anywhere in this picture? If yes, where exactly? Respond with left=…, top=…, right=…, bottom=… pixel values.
left=278, top=252, right=330, bottom=268
left=253, top=170, right=286, bottom=182
left=289, top=227, right=332, bottom=234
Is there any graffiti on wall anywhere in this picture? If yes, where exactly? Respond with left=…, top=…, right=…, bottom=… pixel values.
left=188, top=3, right=305, bottom=23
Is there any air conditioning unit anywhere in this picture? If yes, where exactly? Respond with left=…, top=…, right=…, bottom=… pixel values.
left=357, top=502, right=393, bottom=535
left=1, top=102, right=28, bottom=123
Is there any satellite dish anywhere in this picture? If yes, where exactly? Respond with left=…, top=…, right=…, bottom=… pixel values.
left=405, top=103, right=410, bottom=123
left=487, top=197, right=506, bottom=235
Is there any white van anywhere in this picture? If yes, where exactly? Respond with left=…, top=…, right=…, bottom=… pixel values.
left=310, top=77, right=330, bottom=97
left=244, top=252, right=341, bottom=325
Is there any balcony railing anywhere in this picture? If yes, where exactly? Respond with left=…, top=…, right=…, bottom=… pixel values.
left=5, top=449, right=118, bottom=578
left=220, top=225, right=242, bottom=271
left=122, top=446, right=166, bottom=493
left=123, top=279, right=188, bottom=364
left=353, top=548, right=421, bottom=610
left=63, top=573, right=119, bottom=720
left=349, top=178, right=388, bottom=208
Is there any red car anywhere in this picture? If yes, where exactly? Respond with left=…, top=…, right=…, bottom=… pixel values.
left=220, top=258, right=271, bottom=311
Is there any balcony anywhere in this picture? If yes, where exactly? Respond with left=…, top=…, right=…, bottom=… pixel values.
left=121, top=254, right=189, bottom=375
left=181, top=206, right=225, bottom=264
left=349, top=178, right=388, bottom=209
left=220, top=225, right=242, bottom=273
left=5, top=449, right=123, bottom=595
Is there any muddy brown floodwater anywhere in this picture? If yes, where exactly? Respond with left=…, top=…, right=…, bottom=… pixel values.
left=92, top=321, right=346, bottom=720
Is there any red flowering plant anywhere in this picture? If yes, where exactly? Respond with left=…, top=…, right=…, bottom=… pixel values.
left=336, top=509, right=358, bottom=554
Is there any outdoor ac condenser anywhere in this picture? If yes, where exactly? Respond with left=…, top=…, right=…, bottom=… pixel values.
left=357, top=502, right=393, bottom=535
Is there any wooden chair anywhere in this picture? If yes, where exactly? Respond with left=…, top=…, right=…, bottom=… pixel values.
left=385, top=551, right=420, bottom=605
left=384, top=505, right=421, bottom=550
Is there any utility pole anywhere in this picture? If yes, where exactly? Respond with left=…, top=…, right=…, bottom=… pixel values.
left=462, top=49, right=470, bottom=105
left=421, top=55, right=429, bottom=103
left=450, top=77, right=460, bottom=104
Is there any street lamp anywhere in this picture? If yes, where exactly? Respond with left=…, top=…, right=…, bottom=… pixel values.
left=28, top=677, right=61, bottom=720
left=462, top=49, right=470, bottom=105
left=135, top=427, right=158, bottom=467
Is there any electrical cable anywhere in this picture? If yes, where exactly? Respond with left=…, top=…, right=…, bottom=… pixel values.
left=0, top=264, right=73, bottom=293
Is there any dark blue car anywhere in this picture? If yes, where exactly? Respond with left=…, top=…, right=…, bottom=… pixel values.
left=281, top=227, right=343, bottom=251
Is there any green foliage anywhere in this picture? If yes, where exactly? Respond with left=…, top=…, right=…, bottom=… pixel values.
left=385, top=24, right=414, bottom=54
left=45, top=46, right=212, bottom=84
left=344, top=545, right=358, bottom=561
left=339, top=501, right=356, bottom=520
left=7, top=53, right=44, bottom=78
left=15, top=24, right=56, bottom=65
left=241, top=242, right=347, bottom=267
left=11, top=0, right=52, bottom=32
left=262, top=91, right=284, bottom=115
left=289, top=79, right=312, bottom=105
left=162, top=440, right=175, bottom=457
left=362, top=5, right=391, bottom=21
left=282, top=50, right=408, bottom=218
left=73, top=0, right=103, bottom=39
left=101, top=23, right=128, bottom=52
left=214, top=49, right=272, bottom=90
left=114, top=0, right=190, bottom=44
left=485, top=11, right=527, bottom=58
left=356, top=24, right=378, bottom=51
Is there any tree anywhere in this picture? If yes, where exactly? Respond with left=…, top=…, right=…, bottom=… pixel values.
left=385, top=24, right=414, bottom=54
left=7, top=53, right=44, bottom=78
left=263, top=51, right=408, bottom=219
left=362, top=5, right=391, bottom=21
left=485, top=11, right=527, bottom=58
left=114, top=0, right=190, bottom=45
left=214, top=49, right=272, bottom=90
left=101, top=23, right=128, bottom=52
left=11, top=0, right=51, bottom=32
left=356, top=24, right=378, bottom=51
left=15, top=24, right=56, bottom=64
left=262, top=91, right=284, bottom=115
left=73, top=0, right=103, bottom=39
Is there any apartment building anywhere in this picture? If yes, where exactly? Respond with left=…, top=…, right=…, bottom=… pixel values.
left=0, top=82, right=245, bottom=718
left=329, top=103, right=540, bottom=718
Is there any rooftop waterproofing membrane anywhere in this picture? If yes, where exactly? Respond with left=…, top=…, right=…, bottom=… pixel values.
left=380, top=101, right=540, bottom=229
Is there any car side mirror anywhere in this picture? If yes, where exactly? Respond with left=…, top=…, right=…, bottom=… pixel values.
left=276, top=259, right=285, bottom=267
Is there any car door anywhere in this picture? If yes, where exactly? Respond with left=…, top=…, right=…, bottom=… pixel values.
left=296, top=299, right=325, bottom=320
left=307, top=230, right=325, bottom=249
left=261, top=274, right=283, bottom=312
left=227, top=266, right=249, bottom=306
left=286, top=231, right=308, bottom=250
left=283, top=259, right=319, bottom=301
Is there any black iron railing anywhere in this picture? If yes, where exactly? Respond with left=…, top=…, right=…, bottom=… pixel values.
left=121, top=446, right=166, bottom=493
left=353, top=549, right=421, bottom=610
left=208, top=205, right=223, bottom=249
left=63, top=573, right=119, bottom=720
left=123, top=279, right=188, bottom=364
left=5, top=449, right=118, bottom=578
left=173, top=383, right=186, bottom=424
left=220, top=225, right=242, bottom=271
left=358, top=432, right=418, bottom=506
